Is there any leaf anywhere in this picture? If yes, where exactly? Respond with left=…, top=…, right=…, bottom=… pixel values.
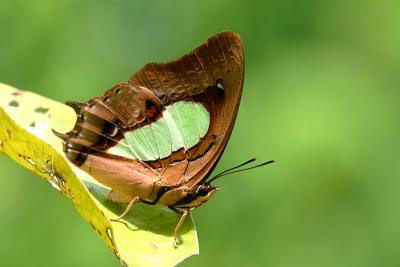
left=0, top=83, right=199, bottom=267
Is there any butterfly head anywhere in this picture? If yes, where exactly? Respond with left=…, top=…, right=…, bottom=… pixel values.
left=190, top=184, right=220, bottom=207
left=172, top=159, right=275, bottom=209
left=174, top=183, right=220, bottom=209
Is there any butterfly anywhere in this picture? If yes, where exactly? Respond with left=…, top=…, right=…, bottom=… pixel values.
left=54, top=31, right=272, bottom=247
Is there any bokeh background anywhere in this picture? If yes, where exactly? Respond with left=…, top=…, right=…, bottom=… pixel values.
left=1, top=1, right=400, bottom=266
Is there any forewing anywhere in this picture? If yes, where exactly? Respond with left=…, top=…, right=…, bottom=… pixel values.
left=129, top=31, right=245, bottom=188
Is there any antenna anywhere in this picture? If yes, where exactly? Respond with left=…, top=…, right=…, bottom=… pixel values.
left=206, top=159, right=275, bottom=184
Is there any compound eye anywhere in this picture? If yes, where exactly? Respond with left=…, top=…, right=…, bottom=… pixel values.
left=198, top=187, right=209, bottom=196
left=199, top=190, right=208, bottom=197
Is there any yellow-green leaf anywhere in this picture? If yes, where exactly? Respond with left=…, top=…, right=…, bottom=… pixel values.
left=0, top=83, right=199, bottom=267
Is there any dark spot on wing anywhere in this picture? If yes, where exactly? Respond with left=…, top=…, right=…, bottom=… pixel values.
left=215, top=78, right=225, bottom=100
left=145, top=99, right=158, bottom=118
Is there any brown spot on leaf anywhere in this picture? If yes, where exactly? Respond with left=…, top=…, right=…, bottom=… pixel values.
left=34, top=107, right=49, bottom=114
left=11, top=91, right=21, bottom=96
left=9, top=100, right=19, bottom=107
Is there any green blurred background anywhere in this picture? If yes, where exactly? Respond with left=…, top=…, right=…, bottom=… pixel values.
left=1, top=0, right=400, bottom=266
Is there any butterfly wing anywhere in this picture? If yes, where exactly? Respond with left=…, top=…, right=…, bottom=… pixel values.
left=128, top=31, right=244, bottom=188
left=56, top=31, right=244, bottom=201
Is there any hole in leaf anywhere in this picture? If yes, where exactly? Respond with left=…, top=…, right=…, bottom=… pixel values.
left=34, top=107, right=49, bottom=114
left=47, top=174, right=67, bottom=192
left=25, top=158, right=36, bottom=166
left=8, top=100, right=19, bottom=107
left=38, top=158, right=66, bottom=192
left=21, top=155, right=36, bottom=166
left=47, top=178, right=61, bottom=191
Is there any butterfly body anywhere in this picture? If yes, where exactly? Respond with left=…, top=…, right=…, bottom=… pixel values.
left=54, top=31, right=245, bottom=245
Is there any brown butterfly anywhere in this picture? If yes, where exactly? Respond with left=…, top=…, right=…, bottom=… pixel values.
left=54, top=31, right=272, bottom=247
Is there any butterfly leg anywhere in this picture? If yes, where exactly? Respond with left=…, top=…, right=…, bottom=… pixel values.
left=111, top=196, right=140, bottom=221
left=172, top=209, right=191, bottom=248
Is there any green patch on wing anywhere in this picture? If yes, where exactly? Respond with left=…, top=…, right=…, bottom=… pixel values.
left=0, top=83, right=199, bottom=267
left=108, top=101, right=210, bottom=161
